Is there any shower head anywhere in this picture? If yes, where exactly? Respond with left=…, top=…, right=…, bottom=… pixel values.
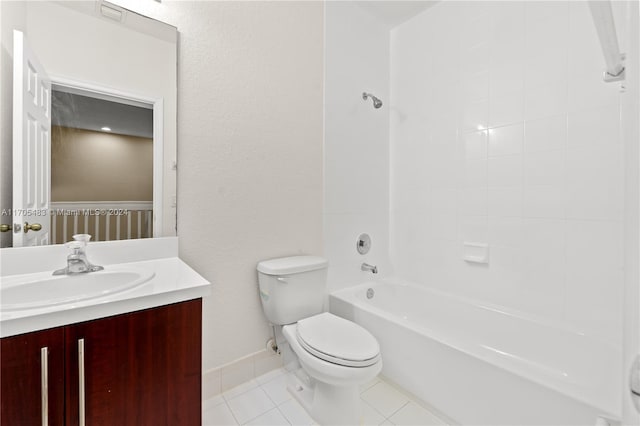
left=362, top=92, right=383, bottom=109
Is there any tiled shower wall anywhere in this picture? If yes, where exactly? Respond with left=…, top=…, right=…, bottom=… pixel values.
left=390, top=1, right=626, bottom=344
left=324, top=2, right=392, bottom=295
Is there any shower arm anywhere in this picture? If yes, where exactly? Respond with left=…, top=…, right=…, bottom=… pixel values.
left=588, top=0, right=625, bottom=82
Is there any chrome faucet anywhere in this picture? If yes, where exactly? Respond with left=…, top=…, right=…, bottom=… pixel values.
left=361, top=263, right=378, bottom=274
left=53, top=234, right=104, bottom=275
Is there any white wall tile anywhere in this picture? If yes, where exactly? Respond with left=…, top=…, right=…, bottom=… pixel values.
left=524, top=150, right=565, bottom=186
left=489, top=123, right=524, bottom=157
left=523, top=185, right=566, bottom=219
left=568, top=76, right=621, bottom=112
left=326, top=2, right=391, bottom=290
left=486, top=246, right=524, bottom=301
left=524, top=115, right=567, bottom=153
left=460, top=99, right=489, bottom=133
left=566, top=147, right=623, bottom=221
left=388, top=0, right=623, bottom=339
left=568, top=1, right=605, bottom=80
left=460, top=187, right=488, bottom=217
left=519, top=219, right=566, bottom=319
left=254, top=351, right=283, bottom=378
left=565, top=220, right=623, bottom=343
left=525, top=78, right=568, bottom=120
left=460, top=1, right=490, bottom=27
left=488, top=186, right=523, bottom=218
left=488, top=155, right=523, bottom=186
left=460, top=14, right=489, bottom=50
left=460, top=43, right=489, bottom=76
left=459, top=215, right=488, bottom=243
left=489, top=62, right=524, bottom=101
left=489, top=93, right=524, bottom=129
left=525, top=1, right=569, bottom=28
left=432, top=83, right=460, bottom=118
left=463, top=130, right=488, bottom=160
left=221, top=357, right=255, bottom=393
left=431, top=188, right=459, bottom=216
left=430, top=213, right=459, bottom=243
left=464, top=159, right=488, bottom=188
left=203, top=369, right=222, bottom=401
left=524, top=2, right=568, bottom=86
left=566, top=219, right=622, bottom=278
left=488, top=217, right=523, bottom=249
left=489, top=1, right=525, bottom=52
left=568, top=105, right=621, bottom=150
left=461, top=70, right=490, bottom=104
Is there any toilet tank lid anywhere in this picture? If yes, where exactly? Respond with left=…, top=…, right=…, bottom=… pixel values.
left=257, top=256, right=328, bottom=275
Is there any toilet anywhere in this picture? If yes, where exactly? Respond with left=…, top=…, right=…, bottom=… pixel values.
left=257, top=256, right=382, bottom=426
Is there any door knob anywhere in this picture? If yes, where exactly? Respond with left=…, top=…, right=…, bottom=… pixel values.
left=0, top=224, right=10, bottom=232
left=23, top=222, right=42, bottom=233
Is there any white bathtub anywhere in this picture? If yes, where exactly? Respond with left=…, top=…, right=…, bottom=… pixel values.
left=330, top=280, right=621, bottom=425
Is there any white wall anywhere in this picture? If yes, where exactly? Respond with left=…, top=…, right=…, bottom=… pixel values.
left=390, top=1, right=625, bottom=348
left=2, top=1, right=324, bottom=371
left=324, top=2, right=392, bottom=294
left=116, top=1, right=324, bottom=370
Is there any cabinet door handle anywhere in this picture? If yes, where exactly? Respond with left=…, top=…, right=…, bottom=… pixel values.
left=78, top=339, right=86, bottom=426
left=40, top=347, right=48, bottom=426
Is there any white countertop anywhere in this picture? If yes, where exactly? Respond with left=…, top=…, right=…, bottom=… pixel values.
left=0, top=238, right=211, bottom=338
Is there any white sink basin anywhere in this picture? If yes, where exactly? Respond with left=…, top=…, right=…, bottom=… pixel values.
left=1, top=267, right=155, bottom=311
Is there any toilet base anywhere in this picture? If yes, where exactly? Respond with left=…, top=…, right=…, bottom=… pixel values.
left=287, top=367, right=361, bottom=426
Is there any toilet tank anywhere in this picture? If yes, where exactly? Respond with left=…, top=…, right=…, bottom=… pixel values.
left=257, top=256, right=328, bottom=325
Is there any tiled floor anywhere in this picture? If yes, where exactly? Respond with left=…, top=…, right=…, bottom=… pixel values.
left=203, top=368, right=447, bottom=426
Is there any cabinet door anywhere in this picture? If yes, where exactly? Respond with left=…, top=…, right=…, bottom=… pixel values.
left=1, top=327, right=65, bottom=426
left=65, top=299, right=202, bottom=426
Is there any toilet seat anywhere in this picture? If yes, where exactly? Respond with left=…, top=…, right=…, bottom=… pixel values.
left=296, top=313, right=380, bottom=368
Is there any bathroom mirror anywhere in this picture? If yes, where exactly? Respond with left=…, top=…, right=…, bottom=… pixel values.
left=0, top=0, right=177, bottom=248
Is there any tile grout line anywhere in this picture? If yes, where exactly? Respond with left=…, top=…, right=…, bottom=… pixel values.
left=260, top=380, right=286, bottom=407
left=222, top=381, right=258, bottom=404
left=361, top=394, right=396, bottom=422
left=274, top=405, right=294, bottom=426
left=236, top=387, right=275, bottom=426
left=221, top=366, right=287, bottom=405
left=208, top=374, right=445, bottom=426
left=224, top=399, right=241, bottom=426
left=384, top=400, right=411, bottom=424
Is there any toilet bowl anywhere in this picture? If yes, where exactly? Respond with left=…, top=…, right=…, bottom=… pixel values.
left=256, top=256, right=383, bottom=425
left=283, top=313, right=382, bottom=425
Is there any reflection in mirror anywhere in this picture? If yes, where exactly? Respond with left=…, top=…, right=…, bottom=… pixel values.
left=50, top=90, right=154, bottom=244
left=0, top=0, right=177, bottom=248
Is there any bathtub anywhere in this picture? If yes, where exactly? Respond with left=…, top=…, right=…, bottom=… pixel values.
left=330, top=280, right=621, bottom=425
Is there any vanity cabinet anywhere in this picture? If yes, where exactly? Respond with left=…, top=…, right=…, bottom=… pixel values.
left=1, top=299, right=202, bottom=426
left=1, top=327, right=65, bottom=425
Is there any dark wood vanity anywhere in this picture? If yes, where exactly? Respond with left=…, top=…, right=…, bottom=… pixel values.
left=1, top=298, right=202, bottom=426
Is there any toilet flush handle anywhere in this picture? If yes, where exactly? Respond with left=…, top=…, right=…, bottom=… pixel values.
left=276, top=277, right=288, bottom=283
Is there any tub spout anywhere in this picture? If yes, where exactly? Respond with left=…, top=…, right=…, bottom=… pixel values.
left=361, top=263, right=378, bottom=274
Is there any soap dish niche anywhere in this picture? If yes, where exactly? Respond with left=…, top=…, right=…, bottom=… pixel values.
left=463, top=242, right=489, bottom=264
